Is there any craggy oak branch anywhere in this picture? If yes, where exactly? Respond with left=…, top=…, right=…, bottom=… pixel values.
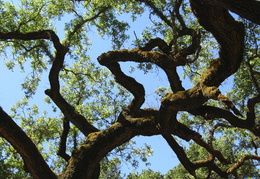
left=0, top=0, right=260, bottom=178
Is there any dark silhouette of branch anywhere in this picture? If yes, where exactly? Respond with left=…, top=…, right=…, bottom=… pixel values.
left=0, top=107, right=56, bottom=178
left=207, top=0, right=260, bottom=25
left=191, top=103, right=260, bottom=137
left=162, top=134, right=197, bottom=177
left=44, top=30, right=99, bottom=136
left=0, top=30, right=53, bottom=40
left=57, top=119, right=71, bottom=162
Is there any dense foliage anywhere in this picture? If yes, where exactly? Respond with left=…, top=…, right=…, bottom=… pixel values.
left=0, top=0, right=259, bottom=178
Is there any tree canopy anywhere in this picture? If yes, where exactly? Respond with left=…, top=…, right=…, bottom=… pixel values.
left=0, top=0, right=259, bottom=178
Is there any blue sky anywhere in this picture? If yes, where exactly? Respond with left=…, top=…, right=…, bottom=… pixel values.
left=0, top=8, right=180, bottom=175
left=0, top=0, right=235, bottom=176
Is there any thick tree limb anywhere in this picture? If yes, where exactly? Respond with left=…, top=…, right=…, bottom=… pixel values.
left=160, top=0, right=245, bottom=113
left=207, top=0, right=260, bottom=25
left=98, top=48, right=185, bottom=93
left=98, top=49, right=172, bottom=117
left=0, top=107, right=57, bottom=179
left=0, top=30, right=52, bottom=40
left=190, top=0, right=245, bottom=86
left=140, top=37, right=171, bottom=54
left=59, top=113, right=161, bottom=178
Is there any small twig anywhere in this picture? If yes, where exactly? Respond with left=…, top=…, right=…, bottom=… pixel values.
left=133, top=31, right=141, bottom=48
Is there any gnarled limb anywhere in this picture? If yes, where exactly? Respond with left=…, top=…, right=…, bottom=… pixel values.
left=160, top=0, right=245, bottom=119
left=98, top=61, right=145, bottom=116
left=98, top=47, right=185, bottom=94
left=44, top=30, right=99, bottom=136
left=59, top=111, right=161, bottom=178
left=0, top=29, right=99, bottom=137
left=190, top=0, right=245, bottom=86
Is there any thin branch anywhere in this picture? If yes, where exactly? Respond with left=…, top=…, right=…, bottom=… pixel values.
left=63, top=67, right=97, bottom=82
left=190, top=104, right=260, bottom=137
left=174, top=0, right=187, bottom=30
left=162, top=134, right=197, bottom=177
left=163, top=131, right=229, bottom=178
left=57, top=119, right=70, bottom=162
left=136, top=0, right=172, bottom=27
left=247, top=58, right=260, bottom=94
left=251, top=138, right=259, bottom=156
left=173, top=121, right=231, bottom=165
left=41, top=42, right=55, bottom=61
left=65, top=6, right=110, bottom=45
left=17, top=3, right=46, bottom=31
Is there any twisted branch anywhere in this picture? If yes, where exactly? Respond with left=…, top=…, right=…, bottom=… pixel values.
left=44, top=30, right=98, bottom=136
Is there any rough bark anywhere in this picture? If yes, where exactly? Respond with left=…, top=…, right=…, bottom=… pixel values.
left=58, top=112, right=161, bottom=178
left=1, top=0, right=260, bottom=178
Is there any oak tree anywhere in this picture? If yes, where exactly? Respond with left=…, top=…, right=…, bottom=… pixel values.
left=0, top=0, right=259, bottom=178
